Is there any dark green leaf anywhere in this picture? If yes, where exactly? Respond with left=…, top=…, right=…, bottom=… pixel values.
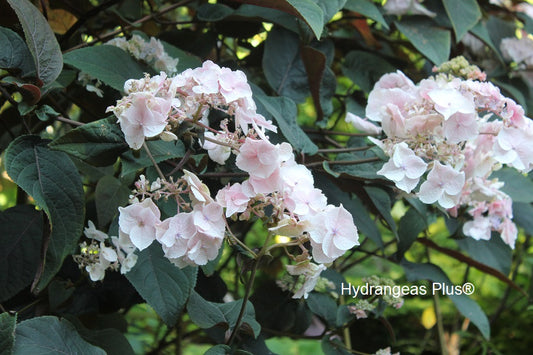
left=13, top=316, right=105, bottom=355
left=263, top=27, right=307, bottom=102
left=336, top=305, right=355, bottom=327
left=125, top=244, right=197, bottom=326
left=35, top=105, right=59, bottom=121
left=395, top=19, right=451, bottom=65
left=234, top=5, right=300, bottom=34
left=63, top=46, right=146, bottom=92
left=402, top=261, right=490, bottom=339
left=342, top=50, right=395, bottom=93
left=204, top=345, right=232, bottom=355
left=4, top=135, right=85, bottom=293
left=187, top=290, right=227, bottom=329
left=513, top=202, right=533, bottom=235
left=0, top=313, right=16, bottom=355
left=364, top=186, right=397, bottom=238
left=442, top=0, right=481, bottom=41
left=316, top=0, right=346, bottom=23
left=7, top=0, right=63, bottom=86
left=0, top=205, right=43, bottom=302
left=469, top=21, right=503, bottom=62
left=254, top=93, right=318, bottom=154
left=197, top=3, right=234, bottom=21
left=121, top=140, right=186, bottom=176
left=95, top=176, right=130, bottom=228
left=397, top=207, right=426, bottom=256
left=0, top=26, right=35, bottom=77
left=344, top=0, right=388, bottom=29
left=66, top=316, right=135, bottom=355
left=456, top=236, right=512, bottom=275
left=233, top=0, right=324, bottom=39
left=49, top=116, right=128, bottom=166
left=219, top=299, right=261, bottom=338
left=490, top=168, right=533, bottom=203
left=307, top=293, right=337, bottom=327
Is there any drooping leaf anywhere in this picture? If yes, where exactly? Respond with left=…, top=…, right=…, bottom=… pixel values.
left=342, top=50, right=395, bottom=93
left=456, top=235, right=512, bottom=275
left=343, top=0, right=388, bottom=30
left=395, top=19, right=451, bottom=65
left=327, top=152, right=384, bottom=180
left=234, top=5, right=300, bottom=34
left=0, top=27, right=36, bottom=77
left=0, top=313, right=16, bottom=355
left=397, top=207, right=427, bottom=256
left=187, top=291, right=261, bottom=338
left=7, top=0, right=63, bottom=87
left=4, top=135, right=85, bottom=293
left=364, top=186, right=397, bottom=238
left=95, top=176, right=130, bottom=228
left=120, top=140, right=186, bottom=177
left=125, top=244, right=197, bottom=326
left=63, top=45, right=146, bottom=92
left=469, top=21, right=503, bottom=62
left=490, top=168, right=533, bottom=203
left=442, top=0, right=481, bottom=41
left=263, top=27, right=307, bottom=101
left=0, top=205, right=43, bottom=302
left=232, top=0, right=325, bottom=39
left=254, top=92, right=318, bottom=154
left=13, top=316, right=106, bottom=354
left=49, top=116, right=129, bottom=167
left=402, top=261, right=490, bottom=339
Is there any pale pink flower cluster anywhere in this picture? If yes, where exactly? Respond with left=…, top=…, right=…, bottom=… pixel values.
left=348, top=68, right=533, bottom=248
left=110, top=61, right=360, bottom=297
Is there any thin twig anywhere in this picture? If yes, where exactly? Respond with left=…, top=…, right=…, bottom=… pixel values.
left=305, top=157, right=381, bottom=168
left=143, top=142, right=166, bottom=180
left=316, top=146, right=372, bottom=154
left=304, top=128, right=379, bottom=137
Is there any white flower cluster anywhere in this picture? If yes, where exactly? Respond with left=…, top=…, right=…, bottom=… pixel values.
left=73, top=221, right=138, bottom=281
left=106, top=34, right=178, bottom=74
left=347, top=58, right=533, bottom=248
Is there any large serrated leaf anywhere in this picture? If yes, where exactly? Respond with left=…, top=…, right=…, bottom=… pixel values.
left=0, top=313, right=16, bottom=355
left=4, top=135, right=85, bottom=293
left=0, top=27, right=36, bottom=78
left=63, top=46, right=146, bottom=92
left=7, top=0, right=63, bottom=86
left=395, top=19, right=451, bottom=65
left=0, top=205, right=43, bottom=302
left=49, top=116, right=129, bottom=166
left=125, top=244, right=197, bottom=326
left=402, top=260, right=490, bottom=339
left=13, top=316, right=105, bottom=355
left=442, top=0, right=481, bottom=41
